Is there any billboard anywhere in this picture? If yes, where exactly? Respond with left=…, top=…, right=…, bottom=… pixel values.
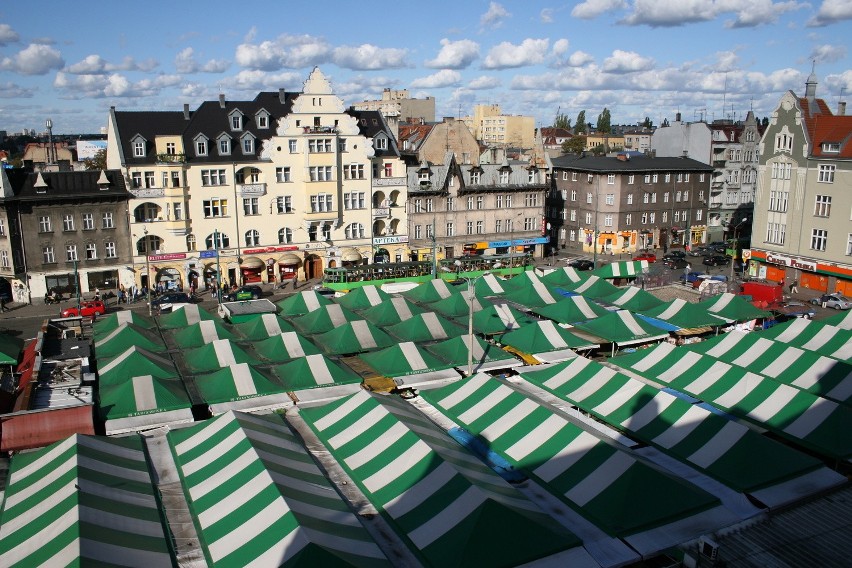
left=76, top=140, right=107, bottom=160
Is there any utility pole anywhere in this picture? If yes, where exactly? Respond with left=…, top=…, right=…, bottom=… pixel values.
left=143, top=226, right=152, bottom=316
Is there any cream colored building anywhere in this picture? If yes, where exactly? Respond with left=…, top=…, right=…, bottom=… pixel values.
left=350, top=88, right=435, bottom=138
left=463, top=104, right=535, bottom=149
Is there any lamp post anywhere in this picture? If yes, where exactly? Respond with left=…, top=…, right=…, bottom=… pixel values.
left=730, top=217, right=747, bottom=281
left=456, top=261, right=497, bottom=376
left=143, top=226, right=152, bottom=316
left=214, top=229, right=222, bottom=304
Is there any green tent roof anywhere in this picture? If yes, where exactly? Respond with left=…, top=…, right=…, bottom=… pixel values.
left=333, top=284, right=391, bottom=310
left=171, top=319, right=237, bottom=348
left=94, top=323, right=167, bottom=359
left=298, top=390, right=587, bottom=567
left=518, top=358, right=831, bottom=497
left=597, top=286, right=665, bottom=312
left=183, top=339, right=259, bottom=373
left=358, top=341, right=456, bottom=378
left=573, top=310, right=670, bottom=345
left=532, top=295, right=612, bottom=324
left=697, top=292, right=773, bottom=322
left=99, top=374, right=192, bottom=422
left=400, top=278, right=459, bottom=304
left=93, top=310, right=156, bottom=338
left=193, top=363, right=288, bottom=412
left=0, top=434, right=173, bottom=566
left=419, top=374, right=721, bottom=538
left=272, top=354, right=361, bottom=391
left=275, top=289, right=333, bottom=316
left=499, top=320, right=598, bottom=359
left=592, top=260, right=648, bottom=279
left=312, top=320, right=396, bottom=356
left=291, top=304, right=361, bottom=335
left=820, top=309, right=852, bottom=330
left=612, top=343, right=852, bottom=461
left=639, top=298, right=729, bottom=329
left=232, top=313, right=295, bottom=340
left=361, top=296, right=425, bottom=326
left=425, top=335, right=520, bottom=372
left=0, top=333, right=24, bottom=365
left=462, top=303, right=538, bottom=335
left=430, top=292, right=486, bottom=318
left=498, top=270, right=550, bottom=294
left=501, top=277, right=561, bottom=308
left=540, top=266, right=589, bottom=288
left=762, top=318, right=852, bottom=361
left=386, top=312, right=465, bottom=343
left=97, top=345, right=178, bottom=386
left=455, top=272, right=507, bottom=297
left=167, top=411, right=390, bottom=566
left=157, top=303, right=216, bottom=329
left=558, top=274, right=620, bottom=299
left=252, top=331, right=322, bottom=363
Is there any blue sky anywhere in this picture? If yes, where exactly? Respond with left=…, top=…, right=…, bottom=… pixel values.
left=2, top=1, right=851, bottom=135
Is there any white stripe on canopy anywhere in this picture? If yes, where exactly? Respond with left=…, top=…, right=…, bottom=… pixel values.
left=213, top=339, right=236, bottom=367
left=421, top=313, right=447, bottom=339
left=280, top=332, right=306, bottom=358
left=183, top=304, right=201, bottom=326
left=391, top=297, right=414, bottom=321
left=302, top=291, right=321, bottom=312
left=399, top=342, right=427, bottom=371
left=363, top=286, right=382, bottom=306
left=539, top=320, right=569, bottom=348
left=198, top=320, right=220, bottom=343
left=261, top=313, right=283, bottom=336
left=350, top=320, right=377, bottom=349
left=231, top=363, right=257, bottom=397
left=132, top=375, right=157, bottom=411
left=305, top=354, right=334, bottom=385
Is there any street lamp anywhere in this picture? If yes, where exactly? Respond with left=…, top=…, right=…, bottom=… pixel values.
left=730, top=217, right=748, bottom=281
left=143, top=226, right=152, bottom=316
left=456, top=260, right=499, bottom=376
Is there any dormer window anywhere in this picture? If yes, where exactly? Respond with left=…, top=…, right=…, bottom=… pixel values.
left=470, top=169, right=481, bottom=184
left=217, top=135, right=231, bottom=156
left=131, top=135, right=146, bottom=158
left=500, top=169, right=511, bottom=184
left=375, top=136, right=388, bottom=150
left=528, top=169, right=537, bottom=183
left=194, top=135, right=208, bottom=156
left=418, top=171, right=431, bottom=183
left=822, top=142, right=840, bottom=153
left=229, top=110, right=244, bottom=131
left=241, top=133, right=255, bottom=155
left=255, top=110, right=270, bottom=129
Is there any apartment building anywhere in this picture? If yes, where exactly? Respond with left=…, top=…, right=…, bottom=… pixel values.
left=350, top=88, right=435, bottom=138
left=463, top=104, right=535, bottom=149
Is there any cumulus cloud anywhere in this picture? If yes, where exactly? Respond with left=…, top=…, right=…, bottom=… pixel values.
left=235, top=34, right=332, bottom=70
left=425, top=38, right=479, bottom=69
left=410, top=69, right=462, bottom=89
left=0, top=81, right=34, bottom=98
left=809, top=43, right=847, bottom=63
left=621, top=0, right=803, bottom=28
left=713, top=50, right=741, bottom=72
left=552, top=39, right=570, bottom=57
left=66, top=54, right=160, bottom=74
left=602, top=50, right=655, bottom=73
left=0, top=23, right=20, bottom=45
left=467, top=75, right=501, bottom=89
left=174, top=47, right=229, bottom=74
left=483, top=38, right=550, bottom=69
left=0, top=43, right=64, bottom=75
left=54, top=71, right=182, bottom=99
left=223, top=69, right=303, bottom=92
left=568, top=51, right=596, bottom=66
left=808, top=0, right=852, bottom=26
left=540, top=8, right=555, bottom=23
left=332, top=44, right=408, bottom=70
left=721, top=0, right=801, bottom=28
left=572, top=0, right=628, bottom=19
left=480, top=2, right=511, bottom=30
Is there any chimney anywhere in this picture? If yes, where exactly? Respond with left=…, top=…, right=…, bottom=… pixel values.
left=675, top=112, right=681, bottom=122
left=183, top=104, right=190, bottom=120
left=219, top=94, right=226, bottom=108
left=839, top=101, right=847, bottom=116
left=279, top=88, right=286, bottom=103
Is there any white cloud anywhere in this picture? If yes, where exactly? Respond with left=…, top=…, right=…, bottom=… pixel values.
left=809, top=43, right=847, bottom=63
left=602, top=50, right=655, bottom=73
left=621, top=0, right=719, bottom=26
left=713, top=50, right=741, bottom=72
left=483, top=38, right=550, bottom=69
left=572, top=0, right=628, bottom=19
left=467, top=75, right=501, bottom=89
left=0, top=43, right=64, bottom=75
left=540, top=8, right=555, bottom=23
left=0, top=82, right=34, bottom=98
left=425, top=39, right=479, bottom=69
left=174, top=47, right=229, bottom=74
left=568, top=51, right=595, bottom=66
left=480, top=2, right=511, bottom=29
left=332, top=44, right=409, bottom=70
left=720, top=0, right=801, bottom=28
left=552, top=39, right=570, bottom=57
left=0, top=23, right=20, bottom=46
left=235, top=34, right=332, bottom=70
left=66, top=54, right=160, bottom=75
left=410, top=69, right=462, bottom=89
left=808, top=0, right=852, bottom=26
left=54, top=72, right=182, bottom=99
left=223, top=69, right=303, bottom=92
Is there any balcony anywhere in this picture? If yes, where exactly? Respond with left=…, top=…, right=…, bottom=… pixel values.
left=712, top=160, right=726, bottom=168
left=156, top=153, right=186, bottom=164
left=129, top=187, right=165, bottom=198
left=302, top=126, right=338, bottom=134
left=239, top=183, right=267, bottom=196
left=373, top=176, right=407, bottom=188
left=373, top=207, right=391, bottom=218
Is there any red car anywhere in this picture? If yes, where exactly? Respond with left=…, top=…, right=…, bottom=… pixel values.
left=61, top=300, right=106, bottom=318
left=633, top=252, right=657, bottom=263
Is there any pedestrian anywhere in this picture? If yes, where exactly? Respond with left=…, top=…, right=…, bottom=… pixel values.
left=94, top=288, right=101, bottom=301
left=292, top=274, right=298, bottom=289
left=790, top=279, right=798, bottom=294
left=0, top=295, right=7, bottom=312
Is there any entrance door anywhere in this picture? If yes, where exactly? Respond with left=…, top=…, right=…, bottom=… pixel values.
left=306, top=255, right=323, bottom=280
left=445, top=246, right=454, bottom=259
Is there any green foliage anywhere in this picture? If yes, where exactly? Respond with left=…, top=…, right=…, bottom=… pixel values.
left=553, top=113, right=571, bottom=130
left=562, top=135, right=586, bottom=154
left=596, top=108, right=612, bottom=133
left=641, top=116, right=653, bottom=129
left=574, top=111, right=586, bottom=134
left=82, top=148, right=107, bottom=170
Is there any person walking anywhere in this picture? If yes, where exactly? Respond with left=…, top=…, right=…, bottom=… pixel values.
left=790, top=279, right=799, bottom=294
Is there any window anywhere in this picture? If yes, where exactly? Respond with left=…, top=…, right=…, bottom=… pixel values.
left=344, top=192, right=365, bottom=210
left=276, top=167, right=291, bottom=182
left=644, top=174, right=651, bottom=183
left=766, top=222, right=786, bottom=245
left=500, top=171, right=510, bottom=184
left=172, top=202, right=183, bottom=220
left=626, top=194, right=633, bottom=205
left=471, top=170, right=481, bottom=184
left=683, top=190, right=689, bottom=201
left=245, top=229, right=260, bottom=246
left=447, top=197, right=455, bottom=211
left=39, top=216, right=52, bottom=232
left=131, top=172, right=142, bottom=188
left=43, top=246, right=55, bottom=263
left=605, top=194, right=614, bottom=206
left=628, top=175, right=634, bottom=184
left=101, top=212, right=114, bottom=229
left=818, top=164, right=835, bottom=183
left=847, top=234, right=852, bottom=256
left=570, top=189, right=577, bottom=202
left=206, top=232, right=230, bottom=249
left=309, top=139, right=333, bottom=153
left=63, top=214, right=75, bottom=231
left=466, top=221, right=473, bottom=235
left=188, top=235, right=198, bottom=252
left=586, top=192, right=593, bottom=204
left=495, top=219, right=502, bottom=232
left=195, top=138, right=208, bottom=156
left=133, top=140, right=145, bottom=157
left=144, top=171, right=155, bottom=188
left=625, top=213, right=632, bottom=225
left=288, top=139, right=297, bottom=153
left=426, top=199, right=434, bottom=212
left=308, top=166, right=332, bottom=181
left=343, top=164, right=365, bottom=179
left=663, top=192, right=669, bottom=203
left=769, top=191, right=789, bottom=212
left=476, top=196, right=484, bottom=209
left=506, top=218, right=514, bottom=231
left=525, top=193, right=539, bottom=207
left=219, top=138, right=231, bottom=155
left=641, top=213, right=648, bottom=224
left=684, top=173, right=689, bottom=181
left=643, top=193, right=649, bottom=204
left=676, top=173, right=683, bottom=182
left=446, top=222, right=455, bottom=236
left=775, top=132, right=793, bottom=152
left=524, top=217, right=535, bottom=231
left=105, top=241, right=116, bottom=258
left=604, top=214, right=613, bottom=227
left=505, top=195, right=512, bottom=208
left=243, top=197, right=259, bottom=215
left=811, top=229, right=828, bottom=251
left=383, top=163, right=393, bottom=177
left=569, top=209, right=576, bottom=222
left=425, top=224, right=433, bottom=238
left=82, top=213, right=94, bottom=230
left=607, top=174, right=615, bottom=185
left=649, top=212, right=655, bottom=223
left=822, top=142, right=841, bottom=153
left=310, top=194, right=333, bottom=212
left=66, top=244, right=78, bottom=261
left=203, top=199, right=228, bottom=218
left=85, top=243, right=97, bottom=260
left=675, top=191, right=682, bottom=202
left=257, top=114, right=268, bottom=129
left=413, top=225, right=421, bottom=239
left=528, top=170, right=536, bottom=183
left=278, top=228, right=293, bottom=244
left=585, top=212, right=592, bottom=225
left=375, top=137, right=388, bottom=150
left=345, top=223, right=364, bottom=239
left=696, top=209, right=703, bottom=221
left=231, top=114, right=242, bottom=130
left=664, top=173, right=671, bottom=183
left=201, top=169, right=226, bottom=186
left=815, top=195, right=832, bottom=217
left=0, top=219, right=4, bottom=236
left=699, top=173, right=705, bottom=182
left=476, top=221, right=484, bottom=234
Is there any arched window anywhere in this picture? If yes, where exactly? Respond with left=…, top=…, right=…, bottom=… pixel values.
left=186, top=234, right=196, bottom=252
left=345, top=223, right=364, bottom=239
left=205, top=232, right=229, bottom=249
left=245, top=229, right=260, bottom=246
left=136, top=234, right=161, bottom=255
left=133, top=202, right=160, bottom=222
left=278, top=228, right=292, bottom=244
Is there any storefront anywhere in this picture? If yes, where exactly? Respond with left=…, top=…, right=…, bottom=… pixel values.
left=750, top=249, right=852, bottom=294
left=239, top=256, right=265, bottom=284
left=340, top=248, right=363, bottom=267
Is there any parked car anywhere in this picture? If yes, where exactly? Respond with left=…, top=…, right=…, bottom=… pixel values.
left=663, top=257, right=690, bottom=269
left=687, top=246, right=712, bottom=257
left=679, top=271, right=707, bottom=284
left=770, top=301, right=817, bottom=320
left=60, top=300, right=106, bottom=318
left=566, top=258, right=595, bottom=271
left=810, top=293, right=852, bottom=310
left=691, top=274, right=727, bottom=289
left=708, top=241, right=727, bottom=253
left=702, top=254, right=730, bottom=266
left=150, top=292, right=196, bottom=314
left=662, top=251, right=687, bottom=261
left=633, top=252, right=657, bottom=263
left=223, top=285, right=264, bottom=302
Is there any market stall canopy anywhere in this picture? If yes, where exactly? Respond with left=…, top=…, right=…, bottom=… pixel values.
left=612, top=342, right=852, bottom=462
left=312, top=320, right=395, bottom=356
left=400, top=278, right=458, bottom=304
left=358, top=341, right=459, bottom=387
left=275, top=289, right=333, bottom=317
left=252, top=331, right=322, bottom=363
left=157, top=304, right=216, bottom=330
left=572, top=310, right=670, bottom=346
left=697, top=292, right=773, bottom=322
left=183, top=339, right=259, bottom=374
left=592, top=260, right=648, bottom=279
left=499, top=270, right=550, bottom=294
left=386, top=312, right=465, bottom=343
left=332, top=284, right=390, bottom=311
left=502, top=276, right=560, bottom=308
left=762, top=318, right=852, bottom=362
left=361, top=296, right=425, bottom=326
left=94, top=323, right=167, bottom=359
left=271, top=354, right=362, bottom=403
left=0, top=434, right=174, bottom=566
left=638, top=298, right=729, bottom=330
left=232, top=313, right=295, bottom=340
left=822, top=309, right=852, bottom=330
left=426, top=335, right=522, bottom=373
left=430, top=292, right=486, bottom=318
left=597, top=286, right=665, bottom=312
left=516, top=357, right=841, bottom=506
left=170, top=319, right=237, bottom=349
left=291, top=304, right=361, bottom=335
left=499, top=320, right=598, bottom=363
left=99, top=375, right=193, bottom=435
left=464, top=302, right=538, bottom=336
left=0, top=333, right=24, bottom=365
left=557, top=274, right=620, bottom=299
left=532, top=295, right=612, bottom=324
left=455, top=272, right=507, bottom=297
left=93, top=310, right=156, bottom=338
left=97, top=345, right=178, bottom=386
left=166, top=411, right=390, bottom=566
left=298, top=390, right=592, bottom=567
left=540, top=266, right=589, bottom=288
left=193, top=363, right=290, bottom=415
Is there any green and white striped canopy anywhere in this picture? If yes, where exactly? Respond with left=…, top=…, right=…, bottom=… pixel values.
left=517, top=357, right=839, bottom=500
left=93, top=310, right=156, bottom=338
left=697, top=292, right=772, bottom=322
left=425, top=335, right=522, bottom=372
left=597, top=286, right=665, bottom=312
left=419, top=375, right=722, bottom=539
left=312, top=320, right=396, bottom=356
left=167, top=411, right=391, bottom=567
left=499, top=320, right=597, bottom=362
left=298, top=390, right=589, bottom=567
left=558, top=274, right=620, bottom=299
left=361, top=296, right=425, bottom=326
left=0, top=434, right=172, bottom=567
left=591, top=260, right=648, bottom=279
left=400, top=278, right=459, bottom=304
left=193, top=363, right=290, bottom=414
left=275, top=289, right=334, bottom=316
left=97, top=345, right=178, bottom=386
left=572, top=310, right=669, bottom=346
left=430, top=292, right=486, bottom=318
left=291, top=304, right=361, bottom=335
left=612, top=343, right=852, bottom=461
left=358, top=341, right=457, bottom=380
left=99, top=374, right=193, bottom=432
left=762, top=318, right=852, bottom=361
left=455, top=272, right=507, bottom=297
left=540, top=266, right=589, bottom=288
left=94, top=322, right=167, bottom=359
left=183, top=339, right=260, bottom=374
left=158, top=303, right=216, bottom=329
left=333, top=284, right=391, bottom=311
left=232, top=313, right=295, bottom=340
left=171, top=319, right=237, bottom=348
left=502, top=275, right=561, bottom=308
left=271, top=354, right=361, bottom=391
left=638, top=298, right=728, bottom=329
left=532, top=295, right=612, bottom=324
left=386, top=311, right=465, bottom=343
left=252, top=332, right=322, bottom=363
left=462, top=303, right=538, bottom=335
left=821, top=309, right=852, bottom=330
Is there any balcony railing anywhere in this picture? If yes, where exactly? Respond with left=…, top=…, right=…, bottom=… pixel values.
left=156, top=153, right=186, bottom=164
left=239, top=183, right=267, bottom=196
left=129, top=187, right=165, bottom=198
left=373, top=176, right=407, bottom=187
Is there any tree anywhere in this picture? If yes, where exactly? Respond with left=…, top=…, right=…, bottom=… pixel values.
left=574, top=111, right=586, bottom=134
left=82, top=148, right=107, bottom=171
left=553, top=113, right=571, bottom=130
left=760, top=117, right=769, bottom=127
left=641, top=116, right=653, bottom=129
left=596, top=108, right=611, bottom=133
left=562, top=135, right=586, bottom=154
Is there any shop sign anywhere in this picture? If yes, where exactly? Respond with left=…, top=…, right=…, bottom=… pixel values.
left=243, top=246, right=298, bottom=254
left=199, top=250, right=217, bottom=259
left=488, top=237, right=549, bottom=248
left=765, top=252, right=817, bottom=272
left=373, top=235, right=409, bottom=245
left=147, top=252, right=187, bottom=262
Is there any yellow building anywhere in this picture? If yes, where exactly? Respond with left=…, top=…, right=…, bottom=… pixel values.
left=463, top=104, right=535, bottom=148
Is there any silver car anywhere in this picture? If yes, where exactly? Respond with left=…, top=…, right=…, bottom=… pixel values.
left=811, top=293, right=852, bottom=310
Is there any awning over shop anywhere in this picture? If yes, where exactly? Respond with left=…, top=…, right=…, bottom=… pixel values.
left=540, top=266, right=589, bottom=287
left=0, top=334, right=24, bottom=365
left=340, top=248, right=362, bottom=262
left=358, top=341, right=458, bottom=387
left=239, top=255, right=264, bottom=269
left=277, top=252, right=301, bottom=265
left=556, top=274, right=620, bottom=299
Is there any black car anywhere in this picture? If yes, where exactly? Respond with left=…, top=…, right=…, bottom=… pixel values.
left=663, top=257, right=690, bottom=269
left=566, top=258, right=595, bottom=271
left=702, top=254, right=730, bottom=266
left=661, top=251, right=687, bottom=261
left=150, top=292, right=196, bottom=313
left=222, top=285, right=264, bottom=302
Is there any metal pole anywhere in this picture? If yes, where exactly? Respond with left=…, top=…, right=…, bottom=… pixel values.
left=144, top=226, right=152, bottom=316
left=467, top=283, right=474, bottom=376
left=74, top=259, right=80, bottom=315
left=215, top=229, right=222, bottom=304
